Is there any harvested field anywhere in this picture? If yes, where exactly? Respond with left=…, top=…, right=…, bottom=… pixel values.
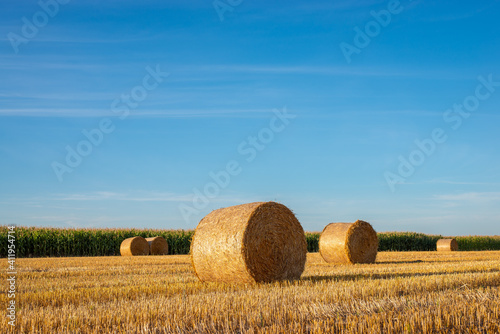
left=2, top=251, right=499, bottom=333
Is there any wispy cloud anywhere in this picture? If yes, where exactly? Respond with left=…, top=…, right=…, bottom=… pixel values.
left=180, top=64, right=456, bottom=79
left=0, top=108, right=110, bottom=117
left=2, top=190, right=258, bottom=205
left=48, top=191, right=193, bottom=202
left=0, top=107, right=279, bottom=118
left=1, top=56, right=460, bottom=78
left=424, top=179, right=499, bottom=186
left=23, top=214, right=133, bottom=229
left=434, top=192, right=500, bottom=202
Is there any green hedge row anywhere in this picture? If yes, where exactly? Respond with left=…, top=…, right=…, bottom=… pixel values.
left=1, top=226, right=499, bottom=257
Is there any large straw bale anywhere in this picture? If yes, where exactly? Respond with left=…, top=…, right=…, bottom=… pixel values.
left=146, top=236, right=169, bottom=255
left=120, top=236, right=149, bottom=256
left=190, top=201, right=307, bottom=283
left=319, top=220, right=378, bottom=264
left=436, top=238, right=458, bottom=251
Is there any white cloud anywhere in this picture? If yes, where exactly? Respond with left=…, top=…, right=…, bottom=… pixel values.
left=0, top=190, right=258, bottom=206
left=434, top=192, right=500, bottom=202
left=424, top=179, right=494, bottom=185
left=49, top=191, right=193, bottom=202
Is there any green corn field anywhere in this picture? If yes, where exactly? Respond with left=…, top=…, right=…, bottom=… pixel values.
left=1, top=226, right=499, bottom=257
left=0, top=226, right=193, bottom=257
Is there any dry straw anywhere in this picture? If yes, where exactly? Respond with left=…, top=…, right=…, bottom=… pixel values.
left=319, top=220, right=378, bottom=264
left=436, top=238, right=459, bottom=251
left=120, top=236, right=149, bottom=256
left=190, top=201, right=307, bottom=283
left=146, top=236, right=169, bottom=255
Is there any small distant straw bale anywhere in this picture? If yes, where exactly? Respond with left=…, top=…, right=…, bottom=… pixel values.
left=436, top=238, right=458, bottom=251
left=146, top=236, right=169, bottom=255
left=319, top=220, right=378, bottom=264
left=190, top=201, right=307, bottom=283
left=120, top=236, right=149, bottom=256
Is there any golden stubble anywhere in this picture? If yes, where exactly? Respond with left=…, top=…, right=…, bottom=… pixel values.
left=1, top=251, right=499, bottom=333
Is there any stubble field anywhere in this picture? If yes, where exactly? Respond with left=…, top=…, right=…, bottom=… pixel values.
left=2, top=251, right=500, bottom=333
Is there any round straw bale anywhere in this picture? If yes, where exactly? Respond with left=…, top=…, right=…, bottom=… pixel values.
left=120, top=236, right=149, bottom=256
left=436, top=238, right=458, bottom=251
left=319, top=220, right=378, bottom=264
left=190, top=201, right=307, bottom=283
left=146, top=236, right=169, bottom=255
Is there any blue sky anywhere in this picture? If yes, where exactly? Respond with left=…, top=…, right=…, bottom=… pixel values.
left=1, top=0, right=499, bottom=235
